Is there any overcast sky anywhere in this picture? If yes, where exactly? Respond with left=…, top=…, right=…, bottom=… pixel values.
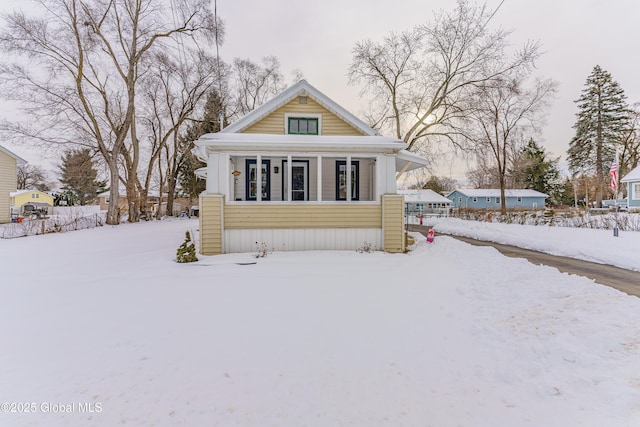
left=2, top=0, right=639, bottom=182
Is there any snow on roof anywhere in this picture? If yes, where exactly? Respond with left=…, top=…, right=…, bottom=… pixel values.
left=621, top=164, right=640, bottom=182
left=10, top=189, right=51, bottom=197
left=0, top=144, right=27, bottom=165
left=220, top=80, right=380, bottom=136
left=451, top=189, right=548, bottom=198
left=398, top=189, right=452, bottom=204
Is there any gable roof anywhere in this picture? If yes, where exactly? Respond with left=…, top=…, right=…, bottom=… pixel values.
left=221, top=80, right=380, bottom=136
left=398, top=189, right=452, bottom=204
left=621, top=164, right=640, bottom=182
left=0, top=144, right=27, bottom=165
left=448, top=189, right=548, bottom=198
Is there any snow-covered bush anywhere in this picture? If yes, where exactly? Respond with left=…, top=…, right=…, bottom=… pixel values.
left=176, top=231, right=198, bottom=263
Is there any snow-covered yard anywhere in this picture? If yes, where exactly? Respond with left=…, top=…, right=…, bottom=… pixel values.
left=1, top=218, right=639, bottom=426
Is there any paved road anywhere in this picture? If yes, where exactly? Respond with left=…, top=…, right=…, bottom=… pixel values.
left=409, top=225, right=640, bottom=298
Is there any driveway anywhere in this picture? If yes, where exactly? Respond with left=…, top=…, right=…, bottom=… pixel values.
left=409, top=225, right=640, bottom=298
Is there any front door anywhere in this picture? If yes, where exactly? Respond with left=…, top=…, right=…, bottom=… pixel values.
left=283, top=160, right=308, bottom=201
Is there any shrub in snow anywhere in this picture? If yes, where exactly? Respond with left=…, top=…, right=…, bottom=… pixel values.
left=254, top=242, right=272, bottom=258
left=356, top=241, right=375, bottom=253
left=176, top=231, right=198, bottom=263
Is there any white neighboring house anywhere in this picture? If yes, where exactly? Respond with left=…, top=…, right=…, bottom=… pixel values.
left=398, top=189, right=452, bottom=218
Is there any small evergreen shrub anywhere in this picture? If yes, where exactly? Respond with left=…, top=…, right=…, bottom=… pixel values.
left=177, top=231, right=198, bottom=263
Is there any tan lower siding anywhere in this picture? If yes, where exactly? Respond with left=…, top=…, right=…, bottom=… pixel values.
left=224, top=204, right=382, bottom=229
left=199, top=194, right=224, bottom=255
left=382, top=195, right=405, bottom=253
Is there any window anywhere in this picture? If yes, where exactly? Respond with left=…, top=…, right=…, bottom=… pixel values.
left=32, top=193, right=39, bottom=199
left=288, top=117, right=318, bottom=135
left=336, top=161, right=359, bottom=200
left=496, top=197, right=501, bottom=204
left=517, top=196, right=522, bottom=202
left=246, top=159, right=270, bottom=201
left=472, top=197, right=478, bottom=202
left=633, top=183, right=640, bottom=200
left=486, top=197, right=491, bottom=203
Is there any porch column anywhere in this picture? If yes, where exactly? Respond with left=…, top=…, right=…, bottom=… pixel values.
left=287, top=154, right=292, bottom=202
left=317, top=155, right=322, bottom=202
left=374, top=154, right=397, bottom=198
left=346, top=155, right=352, bottom=202
left=256, top=154, right=262, bottom=202
left=206, top=153, right=222, bottom=194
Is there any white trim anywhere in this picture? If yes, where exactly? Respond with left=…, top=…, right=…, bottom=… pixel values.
left=632, top=182, right=640, bottom=200
left=256, top=154, right=262, bottom=202
left=317, top=155, right=323, bottom=202
left=284, top=113, right=322, bottom=135
left=346, top=156, right=352, bottom=202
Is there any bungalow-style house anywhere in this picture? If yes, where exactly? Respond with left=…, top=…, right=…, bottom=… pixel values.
left=447, top=189, right=547, bottom=210
left=0, top=145, right=27, bottom=223
left=621, top=164, right=640, bottom=211
left=398, top=189, right=452, bottom=217
left=193, top=80, right=427, bottom=255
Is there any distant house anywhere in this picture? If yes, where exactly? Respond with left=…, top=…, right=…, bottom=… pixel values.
left=398, top=189, right=452, bottom=217
left=621, top=165, right=640, bottom=211
left=0, top=145, right=27, bottom=223
left=447, top=189, right=547, bottom=210
left=10, top=189, right=55, bottom=207
left=193, top=80, right=427, bottom=255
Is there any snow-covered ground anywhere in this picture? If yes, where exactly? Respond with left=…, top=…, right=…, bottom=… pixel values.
left=1, top=219, right=639, bottom=426
left=425, top=217, right=640, bottom=272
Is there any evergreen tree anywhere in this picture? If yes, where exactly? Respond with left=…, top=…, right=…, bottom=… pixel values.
left=511, top=138, right=561, bottom=201
left=177, top=90, right=225, bottom=200
left=176, top=231, right=198, bottom=263
left=567, top=65, right=631, bottom=206
left=59, top=148, right=106, bottom=205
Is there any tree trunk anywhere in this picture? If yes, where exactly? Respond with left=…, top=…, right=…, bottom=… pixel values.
left=106, top=161, right=121, bottom=225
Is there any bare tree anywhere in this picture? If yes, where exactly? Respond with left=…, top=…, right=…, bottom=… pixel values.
left=0, top=0, right=220, bottom=224
left=17, top=164, right=50, bottom=191
left=137, top=48, right=221, bottom=218
left=348, top=0, right=540, bottom=175
left=620, top=103, right=640, bottom=174
left=230, top=56, right=285, bottom=117
left=465, top=77, right=557, bottom=212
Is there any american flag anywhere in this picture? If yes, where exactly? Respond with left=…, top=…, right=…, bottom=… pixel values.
left=609, top=154, right=619, bottom=193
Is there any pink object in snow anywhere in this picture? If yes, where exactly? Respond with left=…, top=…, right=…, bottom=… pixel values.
left=427, top=229, right=435, bottom=243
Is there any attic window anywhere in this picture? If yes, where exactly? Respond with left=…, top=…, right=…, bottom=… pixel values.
left=298, top=96, right=308, bottom=104
left=288, top=117, right=318, bottom=135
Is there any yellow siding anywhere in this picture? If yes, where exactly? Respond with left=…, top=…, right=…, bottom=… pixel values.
left=224, top=203, right=382, bottom=229
left=0, top=151, right=16, bottom=223
left=199, top=195, right=224, bottom=255
left=242, top=97, right=366, bottom=136
left=382, top=195, right=405, bottom=253
left=12, top=190, right=54, bottom=207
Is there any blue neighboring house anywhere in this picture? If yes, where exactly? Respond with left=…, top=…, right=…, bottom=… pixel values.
left=621, top=165, right=640, bottom=211
left=447, top=189, right=548, bottom=210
